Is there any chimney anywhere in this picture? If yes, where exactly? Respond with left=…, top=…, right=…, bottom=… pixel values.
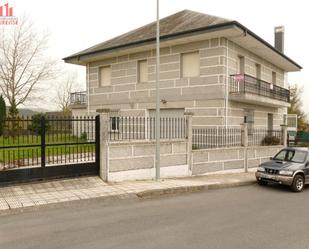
left=274, top=26, right=284, bottom=53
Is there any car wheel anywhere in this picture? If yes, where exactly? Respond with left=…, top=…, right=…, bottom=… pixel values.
left=291, top=174, right=305, bottom=192
left=257, top=180, right=268, bottom=186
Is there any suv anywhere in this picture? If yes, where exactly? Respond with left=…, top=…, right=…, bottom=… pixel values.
left=256, top=147, right=309, bottom=192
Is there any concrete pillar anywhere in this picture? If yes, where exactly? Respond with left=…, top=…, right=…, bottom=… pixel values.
left=281, top=124, right=287, bottom=147
left=241, top=123, right=248, bottom=173
left=96, top=109, right=110, bottom=181
left=185, top=112, right=193, bottom=174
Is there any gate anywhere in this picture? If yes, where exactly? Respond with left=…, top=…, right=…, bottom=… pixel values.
left=0, top=115, right=100, bottom=185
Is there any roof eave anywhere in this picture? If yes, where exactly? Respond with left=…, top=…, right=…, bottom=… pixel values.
left=63, top=21, right=302, bottom=72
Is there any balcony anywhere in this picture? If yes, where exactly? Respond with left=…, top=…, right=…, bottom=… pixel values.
left=70, top=91, right=87, bottom=108
left=229, top=74, right=290, bottom=108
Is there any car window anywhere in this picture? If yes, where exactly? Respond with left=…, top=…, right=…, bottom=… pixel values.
left=291, top=151, right=307, bottom=163
left=273, top=149, right=307, bottom=163
left=274, top=150, right=286, bottom=161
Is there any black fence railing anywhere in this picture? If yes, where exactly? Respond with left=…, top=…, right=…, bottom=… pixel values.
left=230, top=74, right=290, bottom=102
left=0, top=116, right=97, bottom=171
left=192, top=127, right=242, bottom=149
left=248, top=129, right=282, bottom=146
left=70, top=91, right=87, bottom=105
left=108, top=116, right=187, bottom=141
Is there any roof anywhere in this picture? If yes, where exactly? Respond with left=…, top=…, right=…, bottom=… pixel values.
left=65, top=10, right=229, bottom=59
left=63, top=10, right=302, bottom=71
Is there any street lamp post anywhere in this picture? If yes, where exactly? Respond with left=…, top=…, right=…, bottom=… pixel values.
left=155, top=0, right=160, bottom=180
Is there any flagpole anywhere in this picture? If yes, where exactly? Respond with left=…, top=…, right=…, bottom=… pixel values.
left=155, top=0, right=160, bottom=180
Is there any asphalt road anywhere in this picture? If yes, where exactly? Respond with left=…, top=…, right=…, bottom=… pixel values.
left=1, top=184, right=309, bottom=249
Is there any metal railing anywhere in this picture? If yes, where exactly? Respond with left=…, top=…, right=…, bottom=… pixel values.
left=70, top=91, right=87, bottom=105
left=192, top=127, right=242, bottom=149
left=248, top=128, right=282, bottom=146
left=0, top=116, right=97, bottom=170
left=229, top=74, right=290, bottom=102
left=109, top=116, right=187, bottom=141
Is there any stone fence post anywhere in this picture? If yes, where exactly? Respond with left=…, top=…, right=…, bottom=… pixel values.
left=96, top=109, right=110, bottom=182
left=185, top=112, right=193, bottom=174
left=281, top=124, right=288, bottom=147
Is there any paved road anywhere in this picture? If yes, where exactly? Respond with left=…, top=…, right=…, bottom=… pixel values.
left=1, top=184, right=309, bottom=249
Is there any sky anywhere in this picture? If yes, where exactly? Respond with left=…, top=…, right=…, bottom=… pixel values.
left=7, top=0, right=309, bottom=114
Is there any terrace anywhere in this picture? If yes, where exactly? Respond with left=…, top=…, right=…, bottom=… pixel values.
left=229, top=74, right=290, bottom=108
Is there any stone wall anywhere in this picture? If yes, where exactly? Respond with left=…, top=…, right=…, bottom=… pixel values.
left=191, top=146, right=282, bottom=175
left=107, top=139, right=189, bottom=181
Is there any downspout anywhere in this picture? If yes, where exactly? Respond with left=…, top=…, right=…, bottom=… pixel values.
left=87, top=63, right=90, bottom=115
left=225, top=39, right=229, bottom=127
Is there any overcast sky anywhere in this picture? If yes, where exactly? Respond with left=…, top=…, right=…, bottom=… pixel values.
left=10, top=0, right=309, bottom=114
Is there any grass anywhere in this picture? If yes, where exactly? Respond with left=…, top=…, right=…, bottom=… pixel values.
left=0, top=133, right=96, bottom=164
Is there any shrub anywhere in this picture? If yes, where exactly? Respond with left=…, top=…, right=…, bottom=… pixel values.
left=0, top=95, right=6, bottom=136
left=80, top=132, right=87, bottom=141
left=262, top=135, right=281, bottom=146
left=28, top=113, right=50, bottom=135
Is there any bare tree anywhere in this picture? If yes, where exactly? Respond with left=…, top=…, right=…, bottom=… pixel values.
left=56, top=73, right=80, bottom=115
left=0, top=16, right=55, bottom=118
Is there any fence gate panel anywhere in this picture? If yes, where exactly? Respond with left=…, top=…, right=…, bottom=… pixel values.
left=0, top=115, right=100, bottom=185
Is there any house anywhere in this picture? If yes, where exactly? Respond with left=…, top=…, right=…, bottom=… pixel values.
left=64, top=10, right=301, bottom=130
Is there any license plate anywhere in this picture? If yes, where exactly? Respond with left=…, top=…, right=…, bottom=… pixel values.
left=261, top=174, right=275, bottom=180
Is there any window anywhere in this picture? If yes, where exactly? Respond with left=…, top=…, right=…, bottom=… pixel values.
left=273, top=149, right=307, bottom=163
left=272, top=71, right=277, bottom=85
left=267, top=113, right=273, bottom=130
left=110, top=117, right=119, bottom=131
left=267, top=113, right=274, bottom=136
left=255, top=64, right=261, bottom=79
left=99, top=66, right=111, bottom=86
left=283, top=114, right=287, bottom=125
left=138, top=60, right=148, bottom=83
left=237, top=56, right=245, bottom=74
left=244, top=109, right=254, bottom=134
left=181, top=52, right=199, bottom=77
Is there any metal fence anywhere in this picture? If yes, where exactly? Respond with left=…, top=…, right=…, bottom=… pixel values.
left=192, top=127, right=242, bottom=149
left=108, top=116, right=187, bottom=141
left=248, top=129, right=282, bottom=146
left=0, top=116, right=98, bottom=171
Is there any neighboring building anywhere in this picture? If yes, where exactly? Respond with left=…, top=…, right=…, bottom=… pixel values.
left=64, top=10, right=301, bottom=129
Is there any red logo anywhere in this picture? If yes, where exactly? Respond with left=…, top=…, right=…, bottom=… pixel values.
left=0, top=2, right=18, bottom=25
left=0, top=3, right=13, bottom=16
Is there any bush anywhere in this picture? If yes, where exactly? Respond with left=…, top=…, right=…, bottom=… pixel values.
left=80, top=132, right=87, bottom=141
left=0, top=95, right=6, bottom=136
left=262, top=136, right=281, bottom=146
left=28, top=113, right=50, bottom=135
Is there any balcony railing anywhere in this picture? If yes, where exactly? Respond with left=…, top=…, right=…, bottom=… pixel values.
left=70, top=91, right=87, bottom=105
left=229, top=74, right=290, bottom=102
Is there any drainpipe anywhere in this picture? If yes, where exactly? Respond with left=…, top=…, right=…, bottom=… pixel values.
left=225, top=39, right=229, bottom=128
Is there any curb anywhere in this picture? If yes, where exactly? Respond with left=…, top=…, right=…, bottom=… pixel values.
left=136, top=180, right=256, bottom=199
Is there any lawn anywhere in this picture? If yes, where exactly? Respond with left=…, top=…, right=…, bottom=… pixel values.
left=0, top=133, right=96, bottom=164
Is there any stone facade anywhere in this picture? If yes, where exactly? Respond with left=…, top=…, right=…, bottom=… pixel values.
left=77, top=37, right=288, bottom=129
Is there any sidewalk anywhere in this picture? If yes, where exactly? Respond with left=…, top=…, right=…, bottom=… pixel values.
left=0, top=172, right=256, bottom=213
